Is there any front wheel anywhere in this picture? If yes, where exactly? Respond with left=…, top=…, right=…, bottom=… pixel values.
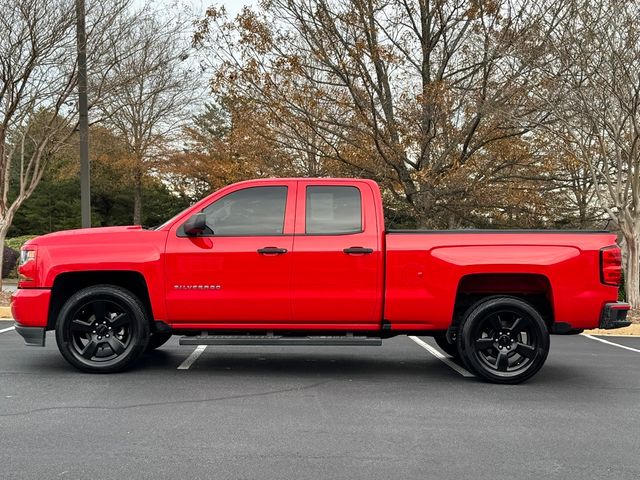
left=55, top=285, right=150, bottom=373
left=457, top=296, right=549, bottom=384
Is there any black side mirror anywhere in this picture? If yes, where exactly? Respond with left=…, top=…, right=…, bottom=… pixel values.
left=183, top=213, right=207, bottom=236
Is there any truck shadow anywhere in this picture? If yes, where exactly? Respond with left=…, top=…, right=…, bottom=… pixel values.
left=14, top=339, right=598, bottom=388
left=138, top=349, right=595, bottom=387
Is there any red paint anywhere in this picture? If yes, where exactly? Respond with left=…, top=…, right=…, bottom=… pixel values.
left=290, top=179, right=384, bottom=323
left=11, top=288, right=50, bottom=327
left=11, top=178, right=623, bottom=334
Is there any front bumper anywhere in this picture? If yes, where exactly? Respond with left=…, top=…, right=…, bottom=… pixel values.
left=11, top=288, right=50, bottom=327
left=11, top=288, right=51, bottom=347
left=599, top=302, right=631, bottom=329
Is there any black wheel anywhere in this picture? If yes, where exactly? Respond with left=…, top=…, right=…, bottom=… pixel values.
left=55, top=285, right=150, bottom=373
left=146, top=331, right=172, bottom=351
left=457, top=296, right=549, bottom=384
left=434, top=335, right=459, bottom=358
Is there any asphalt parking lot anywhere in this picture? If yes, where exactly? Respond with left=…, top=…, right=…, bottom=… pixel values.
left=1, top=322, right=639, bottom=480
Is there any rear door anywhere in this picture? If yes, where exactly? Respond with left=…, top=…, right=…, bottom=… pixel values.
left=291, top=181, right=383, bottom=326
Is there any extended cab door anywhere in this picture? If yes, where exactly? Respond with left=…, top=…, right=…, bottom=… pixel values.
left=164, top=181, right=296, bottom=325
left=291, top=180, right=383, bottom=326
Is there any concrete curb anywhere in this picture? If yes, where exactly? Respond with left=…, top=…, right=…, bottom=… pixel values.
left=583, top=324, right=640, bottom=337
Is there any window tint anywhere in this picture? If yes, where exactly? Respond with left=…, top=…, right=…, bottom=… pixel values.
left=202, top=186, right=287, bottom=235
left=306, top=186, right=362, bottom=235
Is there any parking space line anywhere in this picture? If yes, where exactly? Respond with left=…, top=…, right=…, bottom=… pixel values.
left=177, top=345, right=207, bottom=370
left=408, top=336, right=475, bottom=377
left=582, top=334, right=640, bottom=354
left=0, top=325, right=15, bottom=334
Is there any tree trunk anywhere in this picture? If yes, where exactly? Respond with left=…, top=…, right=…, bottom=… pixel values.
left=0, top=219, right=10, bottom=291
left=132, top=171, right=143, bottom=226
left=622, top=231, right=640, bottom=309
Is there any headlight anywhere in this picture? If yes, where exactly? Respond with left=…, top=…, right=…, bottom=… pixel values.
left=18, top=248, right=37, bottom=286
left=20, top=249, right=36, bottom=266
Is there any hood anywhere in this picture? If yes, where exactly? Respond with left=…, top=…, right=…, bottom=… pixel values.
left=26, top=225, right=148, bottom=247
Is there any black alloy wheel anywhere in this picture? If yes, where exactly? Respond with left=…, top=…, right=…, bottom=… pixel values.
left=56, top=285, right=149, bottom=373
left=457, top=296, right=549, bottom=384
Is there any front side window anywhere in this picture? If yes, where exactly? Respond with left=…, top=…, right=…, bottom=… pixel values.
left=306, top=186, right=362, bottom=234
left=202, top=186, right=287, bottom=235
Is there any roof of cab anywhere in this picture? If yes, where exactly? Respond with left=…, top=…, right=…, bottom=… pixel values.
left=230, top=177, right=378, bottom=185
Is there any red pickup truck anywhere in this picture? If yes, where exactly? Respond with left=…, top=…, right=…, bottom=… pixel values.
left=12, top=178, right=630, bottom=383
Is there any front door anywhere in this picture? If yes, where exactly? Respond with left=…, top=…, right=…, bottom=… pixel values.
left=165, top=183, right=296, bottom=325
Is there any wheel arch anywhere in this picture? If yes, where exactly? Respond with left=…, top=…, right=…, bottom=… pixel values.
left=48, top=270, right=154, bottom=330
left=451, top=273, right=554, bottom=331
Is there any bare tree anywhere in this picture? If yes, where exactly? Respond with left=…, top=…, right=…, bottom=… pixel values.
left=541, top=0, right=640, bottom=305
left=195, top=0, right=562, bottom=226
left=0, top=0, right=131, bottom=284
left=100, top=8, right=199, bottom=225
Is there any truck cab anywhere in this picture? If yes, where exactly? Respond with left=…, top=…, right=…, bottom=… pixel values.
left=163, top=178, right=384, bottom=330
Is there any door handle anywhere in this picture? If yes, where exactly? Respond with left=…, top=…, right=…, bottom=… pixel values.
left=343, top=247, right=374, bottom=255
left=257, top=247, right=288, bottom=255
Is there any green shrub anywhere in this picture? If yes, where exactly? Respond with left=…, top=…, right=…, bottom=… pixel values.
left=5, top=235, right=38, bottom=252
left=619, top=271, right=626, bottom=302
left=2, top=246, right=18, bottom=279
left=3, top=235, right=38, bottom=279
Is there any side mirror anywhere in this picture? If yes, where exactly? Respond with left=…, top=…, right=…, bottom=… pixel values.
left=183, top=213, right=207, bottom=236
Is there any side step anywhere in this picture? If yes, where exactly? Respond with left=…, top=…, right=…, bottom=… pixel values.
left=179, top=334, right=382, bottom=347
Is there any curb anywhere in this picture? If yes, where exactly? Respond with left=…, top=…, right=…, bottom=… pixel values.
left=583, top=324, right=640, bottom=337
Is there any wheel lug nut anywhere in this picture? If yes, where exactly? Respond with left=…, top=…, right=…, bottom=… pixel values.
left=499, top=346, right=503, bottom=350
left=98, top=336, right=102, bottom=340
left=106, top=334, right=110, bottom=338
left=92, top=330, right=96, bottom=334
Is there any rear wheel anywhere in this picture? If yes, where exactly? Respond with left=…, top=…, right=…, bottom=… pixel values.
left=55, top=285, right=150, bottom=373
left=434, top=335, right=459, bottom=358
left=457, top=296, right=549, bottom=384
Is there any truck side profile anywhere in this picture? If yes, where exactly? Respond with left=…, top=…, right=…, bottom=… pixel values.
left=11, top=178, right=630, bottom=383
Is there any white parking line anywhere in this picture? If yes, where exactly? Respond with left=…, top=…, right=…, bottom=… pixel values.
left=0, top=325, right=15, bottom=334
left=581, top=334, right=640, bottom=354
left=177, top=345, right=207, bottom=370
left=408, top=336, right=475, bottom=377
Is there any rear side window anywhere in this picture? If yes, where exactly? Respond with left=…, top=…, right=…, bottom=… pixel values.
left=203, top=186, right=287, bottom=235
left=306, top=186, right=362, bottom=235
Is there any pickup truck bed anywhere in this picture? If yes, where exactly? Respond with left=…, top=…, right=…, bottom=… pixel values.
left=11, top=177, right=630, bottom=383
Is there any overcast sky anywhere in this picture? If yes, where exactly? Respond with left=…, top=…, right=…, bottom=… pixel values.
left=141, top=0, right=257, bottom=17
left=217, top=0, right=256, bottom=16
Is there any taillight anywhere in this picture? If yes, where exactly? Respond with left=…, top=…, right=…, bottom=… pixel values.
left=600, top=245, right=622, bottom=286
left=17, top=247, right=37, bottom=287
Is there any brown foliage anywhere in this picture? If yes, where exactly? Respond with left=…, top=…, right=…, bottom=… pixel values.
left=193, top=0, right=564, bottom=227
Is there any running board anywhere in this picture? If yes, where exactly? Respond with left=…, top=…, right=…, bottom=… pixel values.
left=179, top=334, right=382, bottom=346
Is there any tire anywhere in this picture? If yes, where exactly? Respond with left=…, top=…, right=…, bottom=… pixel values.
left=434, top=335, right=459, bottom=358
left=55, top=285, right=150, bottom=373
left=457, top=296, right=549, bottom=384
left=146, top=331, right=172, bottom=352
